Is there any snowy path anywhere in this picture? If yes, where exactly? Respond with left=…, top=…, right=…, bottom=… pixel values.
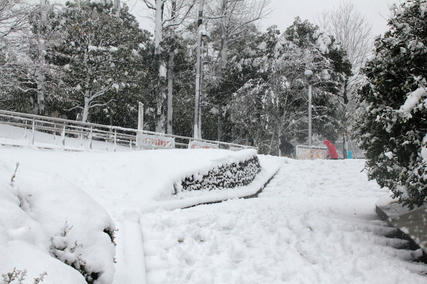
left=141, top=159, right=427, bottom=283
left=113, top=211, right=147, bottom=284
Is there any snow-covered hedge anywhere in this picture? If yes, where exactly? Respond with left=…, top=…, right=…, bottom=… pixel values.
left=355, top=0, right=426, bottom=208
left=174, top=152, right=261, bottom=193
left=0, top=162, right=116, bottom=284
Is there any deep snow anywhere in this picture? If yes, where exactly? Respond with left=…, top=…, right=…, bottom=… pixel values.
left=0, top=145, right=278, bottom=283
left=141, top=159, right=427, bottom=284
left=1, top=143, right=426, bottom=283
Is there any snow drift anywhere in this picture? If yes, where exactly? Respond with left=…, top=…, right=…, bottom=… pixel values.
left=0, top=160, right=116, bottom=283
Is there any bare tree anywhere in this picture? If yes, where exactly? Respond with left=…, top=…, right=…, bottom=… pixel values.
left=206, top=0, right=270, bottom=70
left=318, top=1, right=372, bottom=71
left=317, top=0, right=373, bottom=157
left=0, top=0, right=28, bottom=40
left=142, top=0, right=196, bottom=133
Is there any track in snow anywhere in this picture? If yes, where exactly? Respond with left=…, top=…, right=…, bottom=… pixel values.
left=141, top=159, right=427, bottom=284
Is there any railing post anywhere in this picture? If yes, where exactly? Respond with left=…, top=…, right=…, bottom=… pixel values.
left=80, top=127, right=84, bottom=147
left=31, top=119, right=35, bottom=145
left=24, top=120, right=28, bottom=139
left=113, top=129, right=117, bottom=151
left=89, top=126, right=93, bottom=150
left=61, top=124, right=66, bottom=148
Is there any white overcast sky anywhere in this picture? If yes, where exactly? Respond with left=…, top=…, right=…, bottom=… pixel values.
left=44, top=0, right=400, bottom=37
left=261, top=0, right=400, bottom=37
left=124, top=0, right=401, bottom=37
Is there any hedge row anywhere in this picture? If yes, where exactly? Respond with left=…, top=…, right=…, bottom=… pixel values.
left=174, top=155, right=261, bottom=194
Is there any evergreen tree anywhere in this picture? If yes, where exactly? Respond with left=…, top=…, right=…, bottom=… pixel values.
left=229, top=19, right=351, bottom=154
left=355, top=0, right=426, bottom=207
left=51, top=1, right=151, bottom=124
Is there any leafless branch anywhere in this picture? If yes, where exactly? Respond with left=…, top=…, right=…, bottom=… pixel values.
left=163, top=0, right=197, bottom=29
left=66, top=105, right=84, bottom=111
left=142, top=0, right=156, bottom=10
left=89, top=98, right=115, bottom=109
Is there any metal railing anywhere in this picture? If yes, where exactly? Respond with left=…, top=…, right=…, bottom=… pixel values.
left=0, top=109, right=256, bottom=151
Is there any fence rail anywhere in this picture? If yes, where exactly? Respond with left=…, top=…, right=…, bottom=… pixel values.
left=0, top=109, right=256, bottom=151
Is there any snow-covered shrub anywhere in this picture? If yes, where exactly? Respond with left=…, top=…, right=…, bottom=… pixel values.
left=0, top=160, right=116, bottom=284
left=1, top=268, right=47, bottom=284
left=354, top=0, right=426, bottom=207
left=1, top=268, right=27, bottom=284
left=49, top=223, right=91, bottom=283
left=174, top=155, right=261, bottom=193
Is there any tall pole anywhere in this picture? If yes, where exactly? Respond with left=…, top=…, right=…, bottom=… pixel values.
left=304, top=69, right=313, bottom=147
left=308, top=84, right=312, bottom=147
left=138, top=102, right=144, bottom=131
left=194, top=0, right=205, bottom=139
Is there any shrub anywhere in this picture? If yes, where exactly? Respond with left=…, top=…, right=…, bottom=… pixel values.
left=354, top=0, right=426, bottom=207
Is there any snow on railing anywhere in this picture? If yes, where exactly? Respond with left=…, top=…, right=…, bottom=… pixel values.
left=0, top=109, right=256, bottom=151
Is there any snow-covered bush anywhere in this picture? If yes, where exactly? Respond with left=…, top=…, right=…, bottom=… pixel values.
left=354, top=0, right=426, bottom=207
left=174, top=155, right=261, bottom=193
left=0, top=160, right=116, bottom=284
left=1, top=268, right=47, bottom=284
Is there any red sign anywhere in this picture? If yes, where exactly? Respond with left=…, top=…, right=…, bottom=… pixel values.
left=136, top=133, right=175, bottom=149
left=188, top=140, right=219, bottom=149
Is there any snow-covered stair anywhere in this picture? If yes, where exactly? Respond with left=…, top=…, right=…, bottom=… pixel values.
left=140, top=159, right=427, bottom=283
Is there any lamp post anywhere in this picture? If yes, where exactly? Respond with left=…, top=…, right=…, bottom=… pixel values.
left=304, top=70, right=313, bottom=147
left=194, top=0, right=205, bottom=139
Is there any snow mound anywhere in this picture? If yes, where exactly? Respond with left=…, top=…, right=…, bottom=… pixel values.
left=0, top=159, right=116, bottom=284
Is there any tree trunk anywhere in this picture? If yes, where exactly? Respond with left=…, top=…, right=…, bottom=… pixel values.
left=166, top=0, right=176, bottom=135
left=193, top=0, right=205, bottom=138
left=268, top=132, right=275, bottom=155
left=342, top=77, right=349, bottom=159
left=153, top=0, right=163, bottom=56
left=113, top=0, right=120, bottom=17
left=213, top=0, right=228, bottom=141
left=277, top=124, right=282, bottom=156
left=217, top=112, right=223, bottom=141
left=220, top=33, right=228, bottom=70
left=35, top=0, right=47, bottom=115
left=154, top=0, right=166, bottom=133
left=167, top=48, right=175, bottom=134
left=82, top=96, right=90, bottom=123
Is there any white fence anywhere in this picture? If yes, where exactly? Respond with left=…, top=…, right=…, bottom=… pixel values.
left=0, top=110, right=256, bottom=151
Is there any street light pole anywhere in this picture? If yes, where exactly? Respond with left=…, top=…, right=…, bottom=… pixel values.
left=304, top=69, right=313, bottom=147
left=194, top=0, right=205, bottom=139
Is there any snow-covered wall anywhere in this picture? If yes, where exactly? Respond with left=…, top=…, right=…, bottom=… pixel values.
left=174, top=150, right=261, bottom=194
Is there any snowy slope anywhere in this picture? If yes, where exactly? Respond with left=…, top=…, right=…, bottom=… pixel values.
left=0, top=145, right=279, bottom=283
left=0, top=147, right=264, bottom=213
left=142, top=159, right=427, bottom=284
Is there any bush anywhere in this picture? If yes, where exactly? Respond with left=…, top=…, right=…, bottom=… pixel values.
left=354, top=0, right=426, bottom=207
left=175, top=155, right=261, bottom=193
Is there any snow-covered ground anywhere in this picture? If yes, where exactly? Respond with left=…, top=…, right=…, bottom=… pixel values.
left=142, top=159, right=427, bottom=284
left=1, top=139, right=426, bottom=283
left=0, top=146, right=273, bottom=213
left=0, top=144, right=280, bottom=283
